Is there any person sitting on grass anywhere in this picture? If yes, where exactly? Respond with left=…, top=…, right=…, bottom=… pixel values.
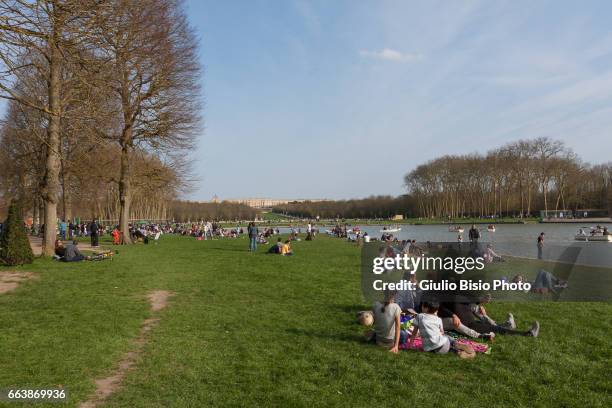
left=409, top=300, right=474, bottom=357
left=470, top=293, right=515, bottom=330
left=483, top=244, right=503, bottom=263
left=396, top=272, right=421, bottom=312
left=281, top=240, right=293, bottom=256
left=369, top=290, right=404, bottom=353
left=63, top=240, right=87, bottom=262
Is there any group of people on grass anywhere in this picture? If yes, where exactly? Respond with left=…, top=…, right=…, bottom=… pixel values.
left=364, top=237, right=573, bottom=355
left=369, top=287, right=540, bottom=355
left=246, top=222, right=295, bottom=255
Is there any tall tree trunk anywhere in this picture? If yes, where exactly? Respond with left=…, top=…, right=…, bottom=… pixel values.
left=543, top=181, right=549, bottom=217
left=32, top=201, right=38, bottom=228
left=41, top=30, right=63, bottom=256
left=61, top=170, right=72, bottom=221
left=39, top=200, right=45, bottom=228
left=118, top=141, right=132, bottom=244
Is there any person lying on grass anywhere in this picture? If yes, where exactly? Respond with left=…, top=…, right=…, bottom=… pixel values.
left=54, top=239, right=66, bottom=258
left=438, top=300, right=539, bottom=337
left=62, top=240, right=86, bottom=262
left=267, top=238, right=283, bottom=254
left=55, top=240, right=113, bottom=262
left=514, top=271, right=568, bottom=294
left=409, top=300, right=473, bottom=357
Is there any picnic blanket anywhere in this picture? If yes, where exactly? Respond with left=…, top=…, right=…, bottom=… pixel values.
left=399, top=336, right=490, bottom=354
left=398, top=315, right=490, bottom=354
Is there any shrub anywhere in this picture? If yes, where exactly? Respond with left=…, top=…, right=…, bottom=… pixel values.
left=0, top=200, right=34, bottom=266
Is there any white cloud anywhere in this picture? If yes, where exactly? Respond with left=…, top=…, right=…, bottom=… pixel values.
left=359, top=48, right=423, bottom=62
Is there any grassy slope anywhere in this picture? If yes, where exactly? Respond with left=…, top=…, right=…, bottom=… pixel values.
left=0, top=236, right=610, bottom=408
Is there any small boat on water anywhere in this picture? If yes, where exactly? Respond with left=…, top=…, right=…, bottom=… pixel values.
left=380, top=226, right=401, bottom=233
left=448, top=226, right=464, bottom=233
left=487, top=225, right=496, bottom=232
left=575, top=234, right=612, bottom=242
left=574, top=226, right=612, bottom=242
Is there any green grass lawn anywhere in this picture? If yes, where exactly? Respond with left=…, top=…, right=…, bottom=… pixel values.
left=0, top=235, right=610, bottom=407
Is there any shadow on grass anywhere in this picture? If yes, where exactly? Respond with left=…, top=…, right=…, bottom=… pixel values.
left=208, top=246, right=251, bottom=252
left=285, top=327, right=364, bottom=344
left=334, top=303, right=368, bottom=315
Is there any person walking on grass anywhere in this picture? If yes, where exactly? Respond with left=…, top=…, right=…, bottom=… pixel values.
left=247, top=221, right=258, bottom=252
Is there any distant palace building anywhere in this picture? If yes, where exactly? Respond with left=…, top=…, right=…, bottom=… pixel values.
left=209, top=196, right=325, bottom=209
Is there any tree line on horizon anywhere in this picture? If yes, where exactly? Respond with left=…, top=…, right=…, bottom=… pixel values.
left=273, top=195, right=417, bottom=220
left=0, top=0, right=201, bottom=254
left=169, top=201, right=258, bottom=223
left=274, top=138, right=612, bottom=220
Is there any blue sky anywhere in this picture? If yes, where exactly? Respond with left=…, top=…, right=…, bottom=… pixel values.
left=183, top=0, right=612, bottom=200
left=4, top=1, right=612, bottom=200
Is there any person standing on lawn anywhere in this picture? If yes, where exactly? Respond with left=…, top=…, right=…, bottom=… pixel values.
left=90, top=219, right=100, bottom=247
left=59, top=219, right=67, bottom=240
left=111, top=226, right=120, bottom=245
left=537, top=232, right=545, bottom=259
left=247, top=222, right=258, bottom=252
left=468, top=224, right=480, bottom=244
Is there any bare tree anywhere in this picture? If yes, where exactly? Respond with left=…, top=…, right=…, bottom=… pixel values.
left=0, top=0, right=101, bottom=254
left=90, top=0, right=201, bottom=243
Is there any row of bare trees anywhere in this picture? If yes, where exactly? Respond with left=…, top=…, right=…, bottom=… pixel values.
left=404, top=138, right=612, bottom=218
left=0, top=0, right=201, bottom=254
left=274, top=138, right=611, bottom=220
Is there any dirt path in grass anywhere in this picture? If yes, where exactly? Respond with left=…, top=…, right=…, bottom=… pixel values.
left=0, top=271, right=38, bottom=294
left=79, top=290, right=174, bottom=408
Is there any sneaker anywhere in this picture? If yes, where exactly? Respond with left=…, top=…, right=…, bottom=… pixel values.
left=528, top=321, right=540, bottom=338
left=479, top=332, right=495, bottom=341
left=504, top=313, right=516, bottom=329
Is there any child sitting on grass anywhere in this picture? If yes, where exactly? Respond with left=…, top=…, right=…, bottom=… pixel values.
left=369, top=290, right=407, bottom=353
left=409, top=300, right=473, bottom=357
